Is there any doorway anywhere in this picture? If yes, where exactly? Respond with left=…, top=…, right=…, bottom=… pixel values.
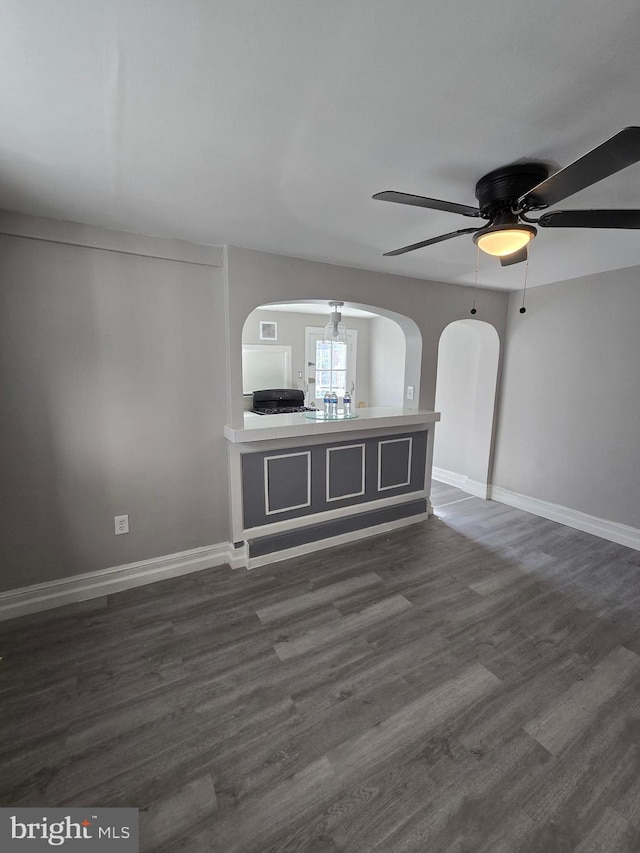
left=305, top=326, right=358, bottom=404
left=433, top=320, right=499, bottom=498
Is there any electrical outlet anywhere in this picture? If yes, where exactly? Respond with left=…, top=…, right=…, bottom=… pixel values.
left=406, top=385, right=415, bottom=401
left=115, top=514, right=129, bottom=535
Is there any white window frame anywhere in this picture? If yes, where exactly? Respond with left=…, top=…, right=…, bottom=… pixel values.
left=305, top=327, right=358, bottom=402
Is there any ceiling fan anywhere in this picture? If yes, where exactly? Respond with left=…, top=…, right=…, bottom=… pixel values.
left=374, top=127, right=640, bottom=266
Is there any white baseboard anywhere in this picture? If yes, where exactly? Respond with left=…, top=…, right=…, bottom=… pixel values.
left=246, top=513, right=428, bottom=570
left=228, top=542, right=248, bottom=569
left=432, top=467, right=489, bottom=500
left=0, top=542, right=233, bottom=622
left=489, top=486, right=640, bottom=552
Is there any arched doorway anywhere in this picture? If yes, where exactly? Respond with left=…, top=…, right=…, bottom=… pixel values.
left=433, top=320, right=499, bottom=499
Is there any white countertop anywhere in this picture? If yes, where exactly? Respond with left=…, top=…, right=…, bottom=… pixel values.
left=224, top=407, right=440, bottom=443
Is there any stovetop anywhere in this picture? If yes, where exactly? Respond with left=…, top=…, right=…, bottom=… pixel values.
left=253, top=405, right=314, bottom=415
left=251, top=389, right=313, bottom=415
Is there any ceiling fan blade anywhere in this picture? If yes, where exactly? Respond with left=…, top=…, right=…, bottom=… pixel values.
left=500, top=246, right=528, bottom=266
left=519, top=127, right=640, bottom=210
left=383, top=228, right=478, bottom=256
left=538, top=209, right=640, bottom=229
left=373, top=190, right=481, bottom=218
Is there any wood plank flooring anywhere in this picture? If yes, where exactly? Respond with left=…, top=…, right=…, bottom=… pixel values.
left=2, top=482, right=640, bottom=851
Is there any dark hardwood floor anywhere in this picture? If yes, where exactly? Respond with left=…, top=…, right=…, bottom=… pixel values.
left=2, top=482, right=640, bottom=852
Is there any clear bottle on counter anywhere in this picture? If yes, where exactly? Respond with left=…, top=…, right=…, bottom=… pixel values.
left=323, top=391, right=331, bottom=417
left=342, top=392, right=351, bottom=417
left=330, top=391, right=338, bottom=417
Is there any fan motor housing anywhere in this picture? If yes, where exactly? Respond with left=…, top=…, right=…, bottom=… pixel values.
left=475, top=163, right=549, bottom=215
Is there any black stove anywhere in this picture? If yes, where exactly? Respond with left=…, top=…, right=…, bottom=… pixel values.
left=255, top=406, right=310, bottom=415
left=252, top=388, right=314, bottom=416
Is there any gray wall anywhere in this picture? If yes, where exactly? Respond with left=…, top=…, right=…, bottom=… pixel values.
left=369, top=316, right=406, bottom=407
left=0, top=225, right=229, bottom=592
left=227, top=246, right=510, bottom=426
left=492, top=265, right=640, bottom=528
left=0, top=225, right=510, bottom=595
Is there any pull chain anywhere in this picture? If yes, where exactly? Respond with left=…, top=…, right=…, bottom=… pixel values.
left=519, top=253, right=530, bottom=314
left=470, top=245, right=479, bottom=315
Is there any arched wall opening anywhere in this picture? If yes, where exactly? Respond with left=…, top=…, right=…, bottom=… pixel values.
left=433, top=319, right=499, bottom=498
left=240, top=299, right=422, bottom=412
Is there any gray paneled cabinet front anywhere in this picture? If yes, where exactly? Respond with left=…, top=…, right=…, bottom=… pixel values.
left=241, top=430, right=427, bottom=530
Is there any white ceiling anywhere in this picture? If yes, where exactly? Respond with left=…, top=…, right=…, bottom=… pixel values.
left=2, top=0, right=640, bottom=291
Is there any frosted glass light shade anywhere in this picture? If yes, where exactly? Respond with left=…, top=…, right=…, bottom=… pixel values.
left=474, top=225, right=536, bottom=257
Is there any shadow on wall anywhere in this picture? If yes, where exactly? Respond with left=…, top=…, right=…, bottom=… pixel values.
left=241, top=301, right=419, bottom=410
left=433, top=319, right=499, bottom=497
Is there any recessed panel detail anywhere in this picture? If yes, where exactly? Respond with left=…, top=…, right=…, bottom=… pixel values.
left=240, top=429, right=427, bottom=529
left=378, top=437, right=413, bottom=491
left=326, top=444, right=366, bottom=502
left=264, top=451, right=311, bottom=514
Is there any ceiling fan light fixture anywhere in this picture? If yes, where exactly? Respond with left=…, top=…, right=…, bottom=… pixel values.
left=473, top=224, right=537, bottom=257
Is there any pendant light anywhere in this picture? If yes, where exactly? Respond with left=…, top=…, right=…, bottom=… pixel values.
left=323, top=301, right=347, bottom=344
